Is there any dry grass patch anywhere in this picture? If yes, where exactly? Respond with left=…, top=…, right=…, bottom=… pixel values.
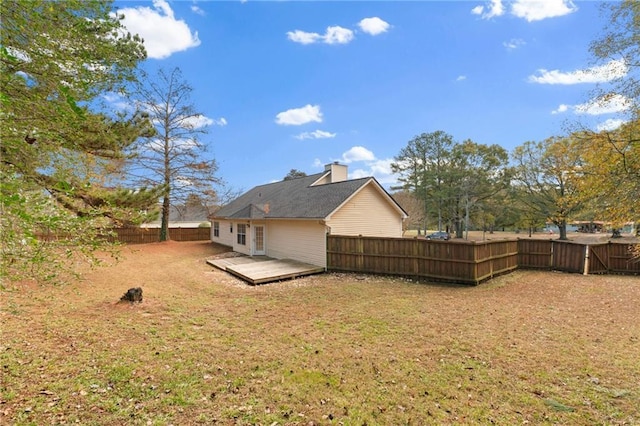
left=1, top=241, right=639, bottom=425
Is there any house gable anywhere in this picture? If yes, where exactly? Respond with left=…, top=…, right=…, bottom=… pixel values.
left=326, top=180, right=407, bottom=237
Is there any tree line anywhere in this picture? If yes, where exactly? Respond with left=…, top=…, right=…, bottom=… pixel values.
left=391, top=121, right=639, bottom=240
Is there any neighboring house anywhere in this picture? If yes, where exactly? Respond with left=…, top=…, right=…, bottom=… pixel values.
left=141, top=203, right=211, bottom=228
left=210, top=163, right=408, bottom=268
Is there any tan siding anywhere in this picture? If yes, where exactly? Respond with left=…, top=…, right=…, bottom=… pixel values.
left=266, top=220, right=327, bottom=267
left=211, top=219, right=234, bottom=247
left=211, top=219, right=252, bottom=254
left=327, top=183, right=403, bottom=237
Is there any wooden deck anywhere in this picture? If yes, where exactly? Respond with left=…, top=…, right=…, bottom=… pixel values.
left=207, top=255, right=325, bottom=285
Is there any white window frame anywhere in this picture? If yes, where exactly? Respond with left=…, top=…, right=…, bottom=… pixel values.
left=237, top=223, right=246, bottom=245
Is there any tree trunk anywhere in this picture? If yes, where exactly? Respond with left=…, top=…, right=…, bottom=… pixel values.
left=160, top=195, right=170, bottom=242
left=558, top=220, right=568, bottom=240
left=464, top=198, right=470, bottom=240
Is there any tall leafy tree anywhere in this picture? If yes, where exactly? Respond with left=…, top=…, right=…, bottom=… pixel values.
left=391, top=131, right=455, bottom=232
left=512, top=137, right=585, bottom=240
left=449, top=140, right=511, bottom=238
left=576, top=120, right=639, bottom=227
left=125, top=67, right=221, bottom=241
left=1, top=0, right=163, bottom=282
left=392, top=132, right=510, bottom=238
left=587, top=0, right=639, bottom=254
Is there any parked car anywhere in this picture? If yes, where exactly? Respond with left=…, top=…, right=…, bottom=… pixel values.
left=426, top=231, right=450, bottom=240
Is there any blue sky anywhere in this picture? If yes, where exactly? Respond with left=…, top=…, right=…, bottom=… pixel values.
left=111, top=0, right=630, bottom=192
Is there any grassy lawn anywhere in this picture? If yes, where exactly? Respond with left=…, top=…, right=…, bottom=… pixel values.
left=1, top=241, right=639, bottom=425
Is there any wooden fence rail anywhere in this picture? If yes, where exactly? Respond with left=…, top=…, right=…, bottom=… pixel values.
left=104, top=227, right=211, bottom=244
left=328, top=235, right=639, bottom=285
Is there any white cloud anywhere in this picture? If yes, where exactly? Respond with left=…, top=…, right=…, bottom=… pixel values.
left=191, top=5, right=205, bottom=16
left=358, top=17, right=390, bottom=36
left=574, top=94, right=632, bottom=115
left=503, top=38, right=526, bottom=50
left=471, top=0, right=505, bottom=19
left=295, top=130, right=336, bottom=140
left=286, top=30, right=323, bottom=45
left=323, top=26, right=355, bottom=45
left=551, top=104, right=570, bottom=114
left=341, top=146, right=375, bottom=163
left=182, top=114, right=213, bottom=129
left=552, top=94, right=632, bottom=116
left=287, top=26, right=354, bottom=45
left=511, top=0, right=577, bottom=22
left=529, top=59, right=628, bottom=85
left=596, top=118, right=626, bottom=132
left=275, top=104, right=323, bottom=126
left=349, top=158, right=397, bottom=185
left=179, top=115, right=227, bottom=129
left=472, top=0, right=577, bottom=21
left=368, top=158, right=394, bottom=176
left=317, top=147, right=398, bottom=185
left=102, top=92, right=131, bottom=111
left=116, top=0, right=201, bottom=59
left=456, top=75, right=467, bottom=82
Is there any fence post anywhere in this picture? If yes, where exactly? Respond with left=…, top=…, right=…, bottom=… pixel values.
left=583, top=244, right=589, bottom=275
left=413, top=238, right=419, bottom=278
left=357, top=235, right=364, bottom=271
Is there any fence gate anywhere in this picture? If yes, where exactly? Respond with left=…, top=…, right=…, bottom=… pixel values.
left=588, top=244, right=609, bottom=274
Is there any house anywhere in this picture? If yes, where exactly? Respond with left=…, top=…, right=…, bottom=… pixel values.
left=210, top=163, right=408, bottom=268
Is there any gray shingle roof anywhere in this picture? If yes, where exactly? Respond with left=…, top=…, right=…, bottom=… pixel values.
left=213, top=172, right=380, bottom=220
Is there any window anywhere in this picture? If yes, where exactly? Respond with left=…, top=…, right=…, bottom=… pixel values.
left=230, top=223, right=233, bottom=233
left=213, top=222, right=219, bottom=237
left=237, top=224, right=246, bottom=245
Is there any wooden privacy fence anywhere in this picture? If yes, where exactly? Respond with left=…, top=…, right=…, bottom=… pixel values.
left=327, top=236, right=519, bottom=285
left=517, top=239, right=586, bottom=273
left=327, top=235, right=639, bottom=285
left=105, top=227, right=211, bottom=244
left=517, top=239, right=640, bottom=275
left=587, top=243, right=639, bottom=274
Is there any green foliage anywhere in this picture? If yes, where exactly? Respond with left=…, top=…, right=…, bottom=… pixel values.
left=0, top=0, right=163, bottom=283
left=283, top=169, right=307, bottom=180
left=391, top=131, right=510, bottom=236
left=576, top=120, right=640, bottom=225
left=391, top=131, right=456, bottom=231
left=511, top=137, right=586, bottom=239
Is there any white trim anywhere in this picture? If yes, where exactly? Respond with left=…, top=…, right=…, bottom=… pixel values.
left=309, top=171, right=331, bottom=187
left=252, top=224, right=266, bottom=255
